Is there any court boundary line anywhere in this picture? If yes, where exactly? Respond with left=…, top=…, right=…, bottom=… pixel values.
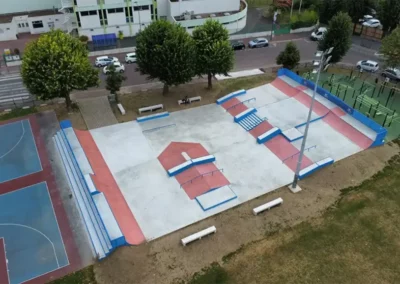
left=0, top=238, right=10, bottom=284
left=0, top=120, right=25, bottom=160
left=27, top=118, right=44, bottom=172
left=0, top=223, right=60, bottom=267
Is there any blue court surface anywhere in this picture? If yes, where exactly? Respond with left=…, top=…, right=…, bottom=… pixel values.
left=0, top=182, right=69, bottom=284
left=0, top=119, right=42, bottom=183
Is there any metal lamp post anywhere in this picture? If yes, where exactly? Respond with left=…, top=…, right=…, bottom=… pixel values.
left=290, top=47, right=334, bottom=192
left=134, top=1, right=142, bottom=32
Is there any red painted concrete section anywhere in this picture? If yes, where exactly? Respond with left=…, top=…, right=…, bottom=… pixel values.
left=0, top=239, right=9, bottom=284
left=323, top=112, right=372, bottom=149
left=331, top=106, right=346, bottom=117
left=295, top=91, right=330, bottom=116
left=271, top=78, right=301, bottom=97
left=158, top=142, right=230, bottom=199
left=75, top=129, right=145, bottom=245
left=221, top=98, right=249, bottom=116
left=249, top=121, right=274, bottom=138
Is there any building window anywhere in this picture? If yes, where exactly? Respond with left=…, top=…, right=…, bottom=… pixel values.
left=134, top=5, right=149, bottom=11
left=81, top=10, right=97, bottom=16
left=32, top=21, right=44, bottom=29
left=125, top=7, right=133, bottom=23
left=18, top=23, right=22, bottom=28
left=26, top=22, right=29, bottom=27
left=74, top=0, right=77, bottom=5
left=55, top=19, right=59, bottom=21
left=108, top=8, right=123, bottom=14
left=99, top=10, right=108, bottom=26
left=76, top=12, right=81, bottom=27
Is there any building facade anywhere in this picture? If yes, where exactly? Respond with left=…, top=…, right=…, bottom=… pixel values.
left=0, top=0, right=247, bottom=42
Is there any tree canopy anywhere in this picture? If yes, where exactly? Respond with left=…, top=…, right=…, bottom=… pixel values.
left=276, top=42, right=301, bottom=70
left=319, top=0, right=376, bottom=23
left=135, top=20, right=195, bottom=94
left=377, top=0, right=400, bottom=32
left=318, top=12, right=353, bottom=64
left=105, top=64, right=126, bottom=101
left=380, top=27, right=400, bottom=67
left=21, top=29, right=98, bottom=109
left=192, top=20, right=234, bottom=89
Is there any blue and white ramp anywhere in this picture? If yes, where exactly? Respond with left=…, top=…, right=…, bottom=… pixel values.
left=282, top=128, right=304, bottom=142
left=238, top=113, right=264, bottom=131
left=167, top=155, right=216, bottom=176
left=299, top=157, right=334, bottom=179
left=217, top=89, right=246, bottom=105
left=137, top=111, right=169, bottom=122
left=257, top=127, right=281, bottom=143
left=196, top=186, right=237, bottom=211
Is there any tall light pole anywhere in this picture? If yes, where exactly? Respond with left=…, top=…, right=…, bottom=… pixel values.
left=289, top=47, right=334, bottom=192
left=134, top=1, right=142, bottom=32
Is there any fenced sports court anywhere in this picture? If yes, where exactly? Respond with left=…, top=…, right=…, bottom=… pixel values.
left=303, top=66, right=400, bottom=141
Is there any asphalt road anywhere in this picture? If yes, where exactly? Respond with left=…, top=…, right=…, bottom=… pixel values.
left=0, top=38, right=380, bottom=106
left=90, top=38, right=377, bottom=89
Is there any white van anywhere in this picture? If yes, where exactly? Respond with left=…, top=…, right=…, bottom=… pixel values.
left=310, top=27, right=327, bottom=41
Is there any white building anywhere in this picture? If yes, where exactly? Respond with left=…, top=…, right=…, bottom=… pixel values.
left=60, top=0, right=247, bottom=40
left=0, top=0, right=247, bottom=42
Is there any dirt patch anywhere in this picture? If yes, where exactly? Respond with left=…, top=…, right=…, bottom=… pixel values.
left=94, top=143, right=399, bottom=284
left=111, top=74, right=274, bottom=123
left=37, top=104, right=87, bottom=130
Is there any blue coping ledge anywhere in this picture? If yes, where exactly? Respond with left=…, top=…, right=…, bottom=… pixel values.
left=299, top=157, right=334, bottom=179
left=277, top=68, right=387, bottom=148
left=217, top=89, right=246, bottom=105
left=60, top=120, right=72, bottom=129
left=257, top=127, right=282, bottom=144
left=137, top=112, right=169, bottom=123
left=234, top=108, right=257, bottom=122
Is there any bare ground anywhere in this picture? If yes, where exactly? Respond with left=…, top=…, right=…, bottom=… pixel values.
left=93, top=142, right=399, bottom=284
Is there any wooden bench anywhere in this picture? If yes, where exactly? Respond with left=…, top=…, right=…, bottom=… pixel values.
left=181, top=226, right=216, bottom=246
left=138, top=104, right=163, bottom=114
left=178, top=96, right=202, bottom=105
left=117, top=103, right=126, bottom=115
left=253, top=198, right=283, bottom=215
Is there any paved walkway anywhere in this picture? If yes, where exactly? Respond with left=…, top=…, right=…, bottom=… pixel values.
left=77, top=96, right=118, bottom=129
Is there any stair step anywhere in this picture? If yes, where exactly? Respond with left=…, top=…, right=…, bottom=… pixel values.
left=238, top=113, right=263, bottom=131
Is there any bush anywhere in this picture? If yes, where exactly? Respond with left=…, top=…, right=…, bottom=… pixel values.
left=13, top=48, right=20, bottom=55
left=290, top=10, right=318, bottom=29
left=79, top=35, right=89, bottom=42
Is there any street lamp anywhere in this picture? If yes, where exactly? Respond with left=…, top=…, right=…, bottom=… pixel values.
left=289, top=47, right=334, bottom=193
left=134, top=1, right=142, bottom=32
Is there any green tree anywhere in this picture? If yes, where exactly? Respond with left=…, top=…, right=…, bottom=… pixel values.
left=135, top=20, right=195, bottom=95
left=318, top=12, right=353, bottom=63
left=21, top=29, right=98, bottom=110
left=276, top=42, right=301, bottom=70
left=192, top=20, right=234, bottom=89
left=319, top=0, right=348, bottom=24
left=105, top=63, right=126, bottom=102
left=348, top=0, right=368, bottom=23
left=380, top=27, right=400, bottom=67
left=377, top=0, right=400, bottom=32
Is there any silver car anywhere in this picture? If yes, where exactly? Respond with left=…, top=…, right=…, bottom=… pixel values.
left=381, top=68, right=400, bottom=81
left=248, top=38, right=269, bottom=48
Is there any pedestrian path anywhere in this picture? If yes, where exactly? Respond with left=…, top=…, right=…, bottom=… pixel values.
left=77, top=97, right=118, bottom=129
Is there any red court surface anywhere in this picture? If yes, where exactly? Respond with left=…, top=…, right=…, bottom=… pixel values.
left=271, top=78, right=301, bottom=97
left=0, top=115, right=80, bottom=284
left=75, top=129, right=145, bottom=245
left=331, top=106, right=347, bottom=117
left=249, top=121, right=274, bottom=138
left=0, top=239, right=9, bottom=284
left=295, top=91, right=330, bottom=117
left=323, top=112, right=373, bottom=149
left=158, top=142, right=230, bottom=199
left=222, top=97, right=249, bottom=116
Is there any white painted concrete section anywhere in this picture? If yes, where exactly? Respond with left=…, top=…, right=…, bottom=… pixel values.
left=239, top=84, right=290, bottom=109
left=299, top=163, right=318, bottom=176
left=279, top=75, right=303, bottom=87
left=282, top=128, right=303, bottom=141
left=293, top=120, right=362, bottom=162
left=215, top=69, right=264, bottom=80
left=64, top=128, right=94, bottom=175
left=90, top=122, right=156, bottom=174
left=84, top=174, right=98, bottom=194
left=139, top=116, right=176, bottom=132
left=196, top=186, right=236, bottom=211
left=92, top=192, right=123, bottom=240
left=256, top=98, right=320, bottom=131
left=302, top=88, right=338, bottom=110
left=341, top=114, right=378, bottom=140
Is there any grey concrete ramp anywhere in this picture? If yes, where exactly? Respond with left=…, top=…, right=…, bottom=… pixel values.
left=78, top=97, right=118, bottom=129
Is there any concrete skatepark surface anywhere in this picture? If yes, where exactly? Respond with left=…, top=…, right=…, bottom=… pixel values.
left=68, top=74, right=383, bottom=243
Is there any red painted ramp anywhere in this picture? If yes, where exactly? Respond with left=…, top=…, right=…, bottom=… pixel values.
left=75, top=129, right=146, bottom=245
left=0, top=239, right=9, bottom=284
left=271, top=78, right=301, bottom=97
left=323, top=112, right=372, bottom=149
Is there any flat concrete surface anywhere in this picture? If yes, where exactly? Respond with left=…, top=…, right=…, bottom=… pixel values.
left=239, top=84, right=290, bottom=109
left=215, top=69, right=264, bottom=80
left=279, top=75, right=303, bottom=88
left=196, top=185, right=237, bottom=211
left=78, top=97, right=118, bottom=130
left=282, top=128, right=303, bottom=141
left=139, top=116, right=176, bottom=132
left=341, top=114, right=378, bottom=140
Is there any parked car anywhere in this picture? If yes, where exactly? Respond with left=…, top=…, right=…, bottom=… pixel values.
left=359, top=15, right=374, bottom=23
left=232, top=41, right=246, bottom=50
left=310, top=27, right=327, bottom=41
left=125, top=52, right=137, bottom=63
left=248, top=38, right=269, bottom=48
left=95, top=56, right=119, bottom=67
left=356, top=60, right=379, bottom=72
left=362, top=19, right=381, bottom=28
left=103, top=62, right=125, bottom=74
left=381, top=68, right=400, bottom=81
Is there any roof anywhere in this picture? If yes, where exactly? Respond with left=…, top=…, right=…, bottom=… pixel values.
left=0, top=9, right=62, bottom=24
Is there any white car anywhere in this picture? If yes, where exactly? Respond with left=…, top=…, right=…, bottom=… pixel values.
left=248, top=38, right=269, bottom=48
left=362, top=19, right=381, bottom=28
left=359, top=15, right=374, bottom=23
left=356, top=60, right=379, bottom=72
left=95, top=56, right=119, bottom=67
left=103, top=62, right=125, bottom=74
left=125, top=52, right=137, bottom=63
left=310, top=27, right=327, bottom=41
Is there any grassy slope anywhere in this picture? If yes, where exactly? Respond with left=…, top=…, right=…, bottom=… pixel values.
left=186, top=150, right=400, bottom=284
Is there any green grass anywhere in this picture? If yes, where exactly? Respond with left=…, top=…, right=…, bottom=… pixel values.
left=50, top=266, right=95, bottom=284
left=187, top=263, right=229, bottom=284
left=186, top=152, right=400, bottom=284
left=0, top=107, right=37, bottom=121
